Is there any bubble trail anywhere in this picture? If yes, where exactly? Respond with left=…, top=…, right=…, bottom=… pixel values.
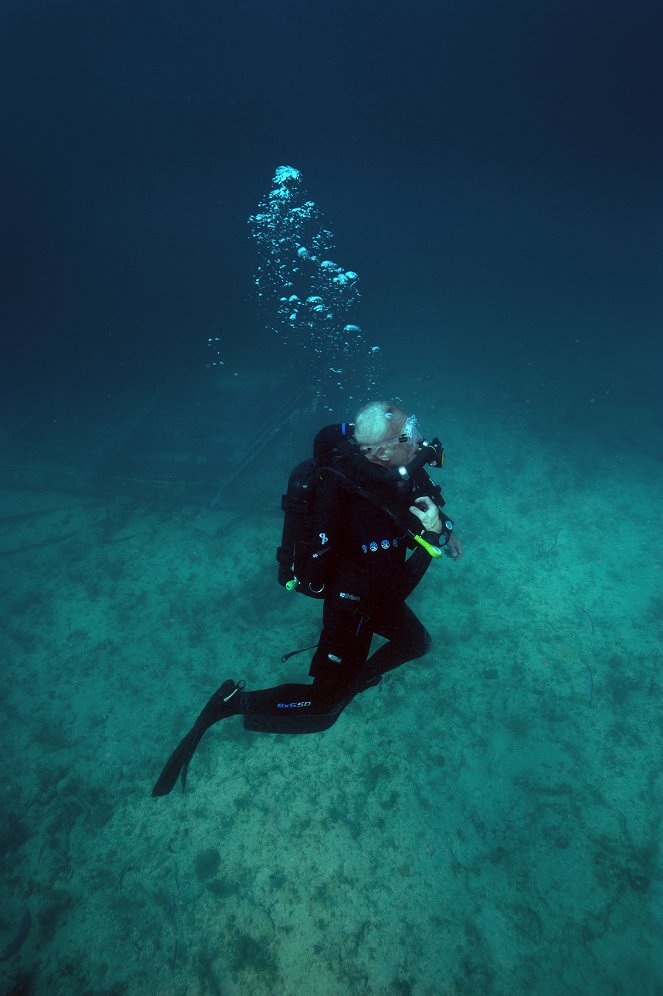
left=247, top=165, right=380, bottom=409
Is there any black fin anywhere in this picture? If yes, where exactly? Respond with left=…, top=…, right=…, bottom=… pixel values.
left=151, top=729, right=199, bottom=797
left=151, top=680, right=242, bottom=798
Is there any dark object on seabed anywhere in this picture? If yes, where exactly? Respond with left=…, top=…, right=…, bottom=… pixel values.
left=0, top=909, right=31, bottom=961
left=151, top=680, right=243, bottom=797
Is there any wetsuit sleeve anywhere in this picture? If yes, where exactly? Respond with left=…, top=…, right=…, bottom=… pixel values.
left=395, top=468, right=449, bottom=600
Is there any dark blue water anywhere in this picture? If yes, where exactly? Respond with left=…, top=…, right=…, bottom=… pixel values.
left=0, top=2, right=661, bottom=993
left=1, top=0, right=659, bottom=395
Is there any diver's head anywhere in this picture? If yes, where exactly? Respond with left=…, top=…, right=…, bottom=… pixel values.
left=353, top=401, right=422, bottom=467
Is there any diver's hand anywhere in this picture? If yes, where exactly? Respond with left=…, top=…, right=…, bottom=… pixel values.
left=409, top=497, right=442, bottom=533
left=446, top=534, right=463, bottom=560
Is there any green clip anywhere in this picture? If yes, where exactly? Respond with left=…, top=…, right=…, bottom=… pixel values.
left=413, top=534, right=443, bottom=559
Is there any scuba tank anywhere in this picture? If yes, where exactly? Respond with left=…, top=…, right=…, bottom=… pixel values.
left=276, top=458, right=331, bottom=598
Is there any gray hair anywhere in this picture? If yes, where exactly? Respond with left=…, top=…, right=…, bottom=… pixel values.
left=354, top=401, right=405, bottom=448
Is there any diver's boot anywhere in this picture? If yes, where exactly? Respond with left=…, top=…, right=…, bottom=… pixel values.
left=151, top=679, right=244, bottom=797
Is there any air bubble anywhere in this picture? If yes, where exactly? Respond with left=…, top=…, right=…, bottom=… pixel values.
left=247, top=165, right=382, bottom=408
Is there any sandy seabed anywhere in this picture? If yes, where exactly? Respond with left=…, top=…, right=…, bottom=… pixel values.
left=1, top=375, right=662, bottom=996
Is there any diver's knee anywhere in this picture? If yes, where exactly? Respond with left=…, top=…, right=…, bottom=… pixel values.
left=311, top=673, right=351, bottom=710
left=413, top=628, right=432, bottom=659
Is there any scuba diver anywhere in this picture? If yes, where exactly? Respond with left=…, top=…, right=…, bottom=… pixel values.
left=152, top=401, right=463, bottom=797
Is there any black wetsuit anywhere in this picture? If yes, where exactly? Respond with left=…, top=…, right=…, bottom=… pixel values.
left=241, top=464, right=444, bottom=733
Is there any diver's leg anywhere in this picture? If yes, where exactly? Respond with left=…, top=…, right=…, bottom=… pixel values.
left=308, top=596, right=374, bottom=684
left=242, top=680, right=338, bottom=716
left=354, top=603, right=431, bottom=689
left=152, top=602, right=376, bottom=794
left=240, top=678, right=351, bottom=733
left=241, top=598, right=374, bottom=731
